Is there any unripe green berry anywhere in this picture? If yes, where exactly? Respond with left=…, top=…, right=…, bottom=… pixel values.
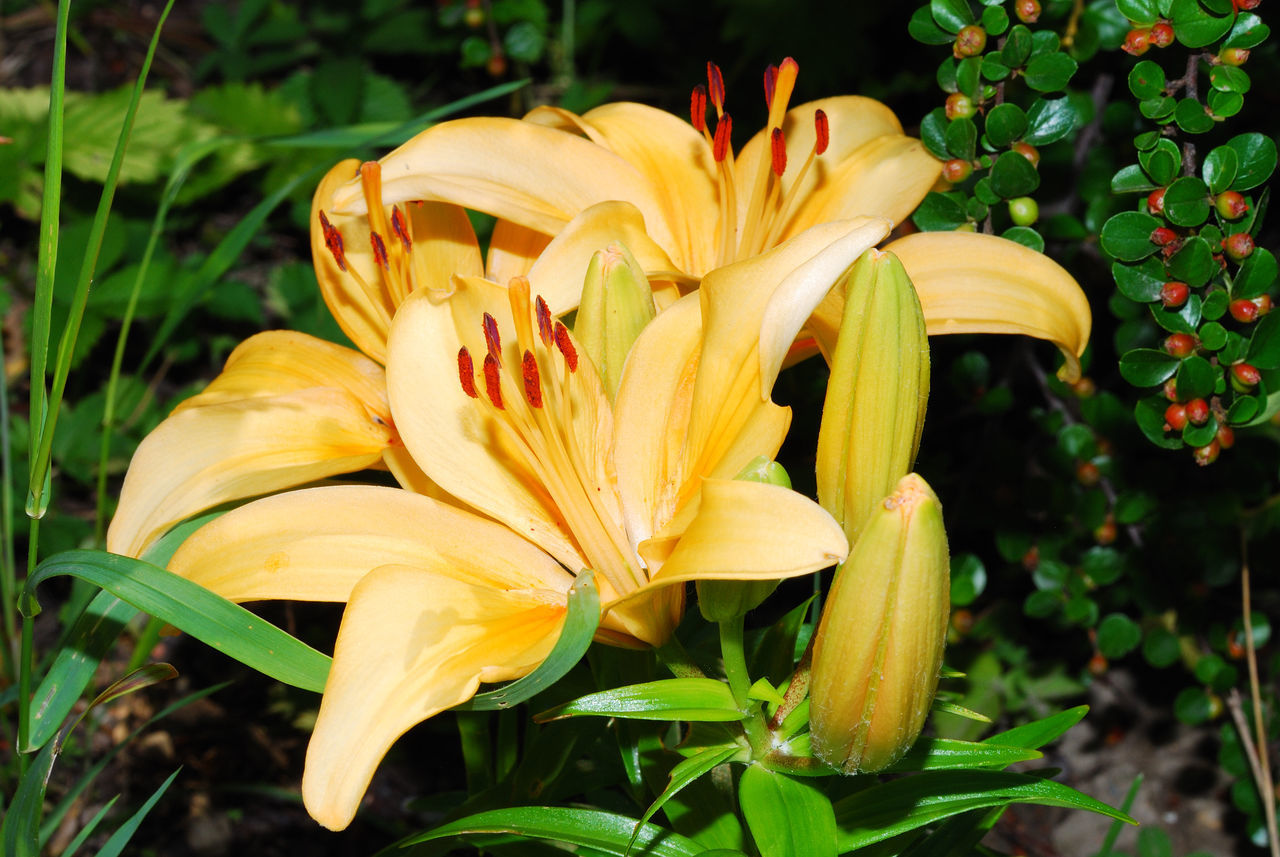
left=1215, top=191, right=1248, bottom=220
left=942, top=158, right=973, bottom=183
left=1008, top=196, right=1039, bottom=226
left=945, top=92, right=977, bottom=120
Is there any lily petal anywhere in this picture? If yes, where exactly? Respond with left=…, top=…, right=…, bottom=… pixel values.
left=303, top=563, right=566, bottom=830
left=486, top=218, right=552, bottom=285
left=167, top=485, right=573, bottom=603
left=107, top=335, right=392, bottom=559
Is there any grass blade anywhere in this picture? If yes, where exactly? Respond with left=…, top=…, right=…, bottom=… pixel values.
left=91, top=768, right=181, bottom=857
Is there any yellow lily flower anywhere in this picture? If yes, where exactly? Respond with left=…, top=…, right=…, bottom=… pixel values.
left=156, top=218, right=886, bottom=830
left=325, top=59, right=1091, bottom=378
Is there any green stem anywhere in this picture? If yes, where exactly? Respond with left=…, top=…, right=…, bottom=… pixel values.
left=653, top=635, right=705, bottom=679
left=0, top=358, right=17, bottom=683
left=17, top=518, right=39, bottom=776
left=718, top=616, right=751, bottom=709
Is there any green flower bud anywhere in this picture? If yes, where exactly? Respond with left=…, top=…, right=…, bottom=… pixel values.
left=573, top=241, right=657, bottom=400
left=697, top=456, right=791, bottom=622
left=816, top=249, right=929, bottom=548
left=810, top=473, right=950, bottom=773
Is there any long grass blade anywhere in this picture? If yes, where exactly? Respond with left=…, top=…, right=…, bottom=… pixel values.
left=91, top=768, right=181, bottom=857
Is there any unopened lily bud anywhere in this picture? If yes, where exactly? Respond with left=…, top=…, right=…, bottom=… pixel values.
left=809, top=473, right=949, bottom=773
left=573, top=241, right=656, bottom=400
left=697, top=457, right=792, bottom=622
left=816, top=248, right=929, bottom=548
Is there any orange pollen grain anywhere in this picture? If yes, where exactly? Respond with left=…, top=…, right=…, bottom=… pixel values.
left=482, top=312, right=502, bottom=359
left=535, top=295, right=554, bottom=346
left=319, top=210, right=346, bottom=272
left=713, top=114, right=733, bottom=162
left=690, top=84, right=708, bottom=133
left=553, top=322, right=578, bottom=372
left=458, top=347, right=478, bottom=398
left=770, top=127, right=787, bottom=177
left=370, top=232, right=389, bottom=270
left=814, top=109, right=830, bottom=155
left=483, top=353, right=503, bottom=409
left=522, top=350, right=543, bottom=408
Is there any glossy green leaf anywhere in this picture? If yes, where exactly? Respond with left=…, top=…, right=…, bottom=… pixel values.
left=981, top=4, right=1009, bottom=35
left=1234, top=248, right=1277, bottom=299
left=1139, top=95, right=1176, bottom=121
left=1140, top=138, right=1180, bottom=186
left=1113, top=258, right=1167, bottom=302
left=956, top=57, right=982, bottom=100
left=1203, top=146, right=1239, bottom=194
left=458, top=570, right=599, bottom=711
left=1119, top=348, right=1179, bottom=386
left=945, top=117, right=978, bottom=160
left=950, top=554, right=986, bottom=607
left=984, top=103, right=1026, bottom=147
left=1201, top=290, right=1229, bottom=321
left=1176, top=355, right=1216, bottom=399
left=981, top=56, right=1012, bottom=82
left=910, top=6, right=956, bottom=44
left=1002, top=25, right=1033, bottom=67
left=536, top=678, right=743, bottom=722
left=1111, top=164, right=1158, bottom=194
left=740, top=766, right=837, bottom=857
left=1128, top=61, right=1166, bottom=98
left=920, top=108, right=950, bottom=159
left=21, top=550, right=331, bottom=693
left=931, top=0, right=975, bottom=32
left=884, top=738, right=1041, bottom=772
left=984, top=706, right=1089, bottom=750
left=1170, top=0, right=1233, bottom=47
left=402, top=807, right=704, bottom=856
left=990, top=150, right=1039, bottom=197
left=1223, top=12, right=1270, bottom=48
left=1210, top=65, right=1250, bottom=94
left=1023, top=97, right=1076, bottom=145
left=1198, top=321, right=1227, bottom=350
left=1168, top=236, right=1216, bottom=286
left=1151, top=295, right=1201, bottom=336
left=1162, top=176, right=1211, bottom=227
left=1, top=740, right=56, bottom=857
left=1227, top=133, right=1277, bottom=191
left=1001, top=226, right=1044, bottom=252
left=834, top=771, right=1133, bottom=851
left=1024, top=52, right=1077, bottom=92
left=1135, top=397, right=1185, bottom=449
left=1100, top=211, right=1161, bottom=261
left=1248, top=312, right=1280, bottom=369
left=1098, top=614, right=1143, bottom=658
left=1117, top=0, right=1160, bottom=24
left=1207, top=89, right=1244, bottom=119
left=1173, top=98, right=1215, bottom=135
left=631, top=745, right=740, bottom=851
left=1182, top=413, right=1219, bottom=447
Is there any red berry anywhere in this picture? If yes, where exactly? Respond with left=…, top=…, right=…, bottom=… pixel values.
left=1160, top=281, right=1189, bottom=308
left=1231, top=362, right=1262, bottom=388
left=1163, top=333, right=1196, bottom=357
left=1254, top=295, right=1273, bottom=316
left=1193, top=439, right=1221, bottom=466
left=1123, top=28, right=1152, bottom=56
left=942, top=158, right=973, bottom=183
left=1015, top=0, right=1041, bottom=22
left=1150, top=22, right=1175, bottom=47
left=945, top=92, right=977, bottom=120
left=1076, top=460, right=1101, bottom=486
left=1216, top=191, right=1249, bottom=220
left=1164, top=403, right=1189, bottom=431
left=486, top=51, right=507, bottom=77
left=1230, top=298, right=1260, bottom=323
left=1088, top=652, right=1110, bottom=674
left=951, top=608, right=975, bottom=634
left=1236, top=0, right=1261, bottom=9
left=1147, top=188, right=1167, bottom=216
left=1185, top=398, right=1210, bottom=425
left=1163, top=378, right=1179, bottom=401
left=1217, top=425, right=1236, bottom=449
left=1071, top=376, right=1097, bottom=398
left=954, top=25, right=988, bottom=58
left=1012, top=141, right=1040, bottom=167
left=1223, top=232, right=1255, bottom=261
left=1151, top=226, right=1178, bottom=246
left=1220, top=47, right=1251, bottom=66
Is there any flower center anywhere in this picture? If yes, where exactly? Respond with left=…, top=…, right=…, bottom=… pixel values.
left=455, top=277, right=644, bottom=600
left=691, top=58, right=830, bottom=267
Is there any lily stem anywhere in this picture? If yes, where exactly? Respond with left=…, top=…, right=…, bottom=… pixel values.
left=654, top=635, right=704, bottom=679
left=719, top=615, right=751, bottom=710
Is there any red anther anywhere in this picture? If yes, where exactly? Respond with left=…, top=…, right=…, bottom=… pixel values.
left=482, top=313, right=502, bottom=359
left=713, top=114, right=733, bottom=163
left=522, top=350, right=543, bottom=408
left=483, top=353, right=503, bottom=409
left=391, top=207, right=412, bottom=253
left=319, top=210, right=347, bottom=272
left=553, top=322, right=578, bottom=372
left=770, top=127, right=787, bottom=177
left=370, top=232, right=390, bottom=270
left=458, top=347, right=478, bottom=398
left=763, top=64, right=778, bottom=110
left=690, top=85, right=708, bottom=133
left=535, top=295, right=554, bottom=345
left=814, top=109, right=829, bottom=155
left=707, top=62, right=725, bottom=112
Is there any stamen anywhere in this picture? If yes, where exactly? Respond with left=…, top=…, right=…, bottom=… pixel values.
left=764, top=64, right=778, bottom=110
left=553, top=322, right=578, bottom=372
left=690, top=84, right=708, bottom=133
left=814, top=109, right=830, bottom=155
left=458, top=347, right=478, bottom=398
left=706, top=62, right=725, bottom=115
left=522, top=350, right=543, bottom=408
left=391, top=207, right=412, bottom=253
left=535, top=295, right=554, bottom=346
left=370, top=232, right=390, bottom=270
left=713, top=114, right=733, bottom=163
left=507, top=276, right=536, bottom=355
left=318, top=210, right=346, bottom=272
left=771, top=127, right=787, bottom=177
left=483, top=313, right=502, bottom=360
left=483, top=353, right=503, bottom=409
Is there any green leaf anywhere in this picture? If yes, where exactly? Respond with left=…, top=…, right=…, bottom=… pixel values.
left=403, top=807, right=704, bottom=856
left=1128, top=61, right=1166, bottom=98
left=956, top=57, right=983, bottom=99
left=1234, top=248, right=1277, bottom=299
left=920, top=108, right=950, bottom=159
left=1024, top=53, right=1077, bottom=92
left=1111, top=164, right=1158, bottom=194
left=983, top=706, right=1089, bottom=750
left=884, top=738, right=1041, bottom=772
left=1176, top=355, right=1217, bottom=399
left=1174, top=98, right=1215, bottom=135
left=1002, top=25, right=1033, bottom=67
left=1227, top=133, right=1277, bottom=191
left=1139, top=138, right=1180, bottom=183
left=984, top=104, right=1026, bottom=147
left=1207, top=89, right=1243, bottom=119
left=1135, top=396, right=1184, bottom=449
left=981, top=56, right=1012, bottom=82
left=22, top=550, right=331, bottom=692
left=1198, top=321, right=1227, bottom=350
left=1143, top=627, right=1181, bottom=667
left=1, top=741, right=56, bottom=857
left=950, top=554, right=986, bottom=606
left=931, top=0, right=975, bottom=32
left=945, top=117, right=979, bottom=160
left=1117, top=0, right=1160, bottom=25
left=1182, top=413, right=1218, bottom=447
left=740, top=766, right=837, bottom=857
left=630, top=745, right=741, bottom=852
left=458, top=570, right=599, bottom=711
left=1203, top=146, right=1239, bottom=194
left=1113, top=258, right=1167, bottom=302
left=989, top=150, right=1039, bottom=197
left=1168, top=236, right=1216, bottom=286
left=93, top=768, right=181, bottom=857
left=1001, top=226, right=1044, bottom=252
left=536, top=678, right=743, bottom=722
left=981, top=4, right=1009, bottom=35
left=1097, top=614, right=1142, bottom=658
left=1023, top=97, right=1077, bottom=145
left=1223, top=12, right=1270, bottom=48
left=834, top=771, right=1133, bottom=851
left=504, top=21, right=545, bottom=61
left=1162, top=176, right=1211, bottom=227
left=1100, top=211, right=1161, bottom=261
left=1248, top=311, right=1280, bottom=369
left=1174, top=687, right=1213, bottom=724
left=1119, top=348, right=1179, bottom=386
left=1170, top=0, right=1233, bottom=47
left=910, top=6, right=957, bottom=44
left=1209, top=65, right=1250, bottom=94
left=1139, top=95, right=1176, bottom=121
left=1202, top=289, right=1229, bottom=321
